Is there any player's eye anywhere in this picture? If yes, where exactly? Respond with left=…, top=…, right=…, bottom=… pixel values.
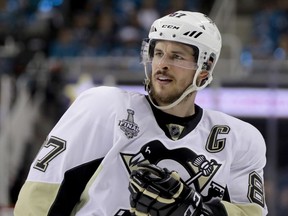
left=172, top=54, right=184, bottom=60
left=153, top=51, right=164, bottom=58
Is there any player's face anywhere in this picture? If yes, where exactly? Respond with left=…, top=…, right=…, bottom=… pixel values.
left=149, top=41, right=197, bottom=106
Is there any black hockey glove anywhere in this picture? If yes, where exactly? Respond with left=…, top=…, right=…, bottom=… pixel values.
left=128, top=164, right=213, bottom=216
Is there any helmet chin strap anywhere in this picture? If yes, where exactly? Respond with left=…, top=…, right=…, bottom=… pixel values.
left=144, top=64, right=200, bottom=110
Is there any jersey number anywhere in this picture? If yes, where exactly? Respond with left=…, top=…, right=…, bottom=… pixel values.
left=169, top=12, right=186, bottom=18
left=33, top=136, right=66, bottom=172
left=248, top=171, right=265, bottom=207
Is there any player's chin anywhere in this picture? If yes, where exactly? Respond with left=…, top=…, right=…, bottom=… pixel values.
left=154, top=81, right=175, bottom=93
left=151, top=83, right=175, bottom=100
left=153, top=86, right=170, bottom=97
left=152, top=91, right=178, bottom=105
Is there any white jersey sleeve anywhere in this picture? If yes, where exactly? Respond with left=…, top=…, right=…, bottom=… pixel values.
left=209, top=111, right=267, bottom=215
left=14, top=86, right=139, bottom=215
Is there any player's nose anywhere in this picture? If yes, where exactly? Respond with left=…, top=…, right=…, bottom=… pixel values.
left=157, top=55, right=170, bottom=69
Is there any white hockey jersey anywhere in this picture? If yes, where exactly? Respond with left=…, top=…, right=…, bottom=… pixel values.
left=14, top=86, right=268, bottom=216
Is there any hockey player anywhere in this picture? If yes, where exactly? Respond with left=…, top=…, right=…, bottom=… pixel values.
left=14, top=11, right=268, bottom=216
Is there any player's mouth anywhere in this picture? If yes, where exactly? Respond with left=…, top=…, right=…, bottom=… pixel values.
left=156, top=75, right=173, bottom=84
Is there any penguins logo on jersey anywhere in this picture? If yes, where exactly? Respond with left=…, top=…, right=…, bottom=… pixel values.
left=118, top=109, right=140, bottom=139
left=120, top=140, right=222, bottom=196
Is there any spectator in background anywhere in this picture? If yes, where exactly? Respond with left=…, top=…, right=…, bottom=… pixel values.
left=162, top=0, right=201, bottom=15
left=277, top=32, right=288, bottom=58
left=71, top=12, right=93, bottom=44
left=137, top=0, right=160, bottom=31
left=81, top=9, right=118, bottom=56
left=113, top=10, right=143, bottom=56
left=250, top=0, right=288, bottom=59
left=112, top=0, right=141, bottom=26
left=49, top=27, right=81, bottom=57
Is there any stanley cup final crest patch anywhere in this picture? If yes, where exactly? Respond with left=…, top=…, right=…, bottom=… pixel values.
left=119, top=109, right=140, bottom=139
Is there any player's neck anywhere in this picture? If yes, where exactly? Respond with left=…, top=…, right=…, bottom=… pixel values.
left=162, top=96, right=196, bottom=117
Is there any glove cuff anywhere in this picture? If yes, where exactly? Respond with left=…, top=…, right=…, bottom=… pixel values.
left=169, top=190, right=213, bottom=216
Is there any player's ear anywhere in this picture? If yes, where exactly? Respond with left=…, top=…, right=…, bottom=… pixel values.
left=196, top=71, right=209, bottom=87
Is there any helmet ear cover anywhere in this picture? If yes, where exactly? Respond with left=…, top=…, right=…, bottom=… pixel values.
left=201, top=52, right=216, bottom=71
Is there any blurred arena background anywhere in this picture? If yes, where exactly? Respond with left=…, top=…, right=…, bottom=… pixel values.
left=0, top=0, right=288, bottom=215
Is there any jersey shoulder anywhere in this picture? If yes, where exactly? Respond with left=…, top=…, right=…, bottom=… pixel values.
left=203, top=109, right=261, bottom=134
left=78, top=86, right=136, bottom=101
left=202, top=109, right=266, bottom=152
left=75, top=86, right=145, bottom=109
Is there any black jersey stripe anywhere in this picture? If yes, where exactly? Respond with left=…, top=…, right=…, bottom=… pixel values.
left=48, top=158, right=103, bottom=216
